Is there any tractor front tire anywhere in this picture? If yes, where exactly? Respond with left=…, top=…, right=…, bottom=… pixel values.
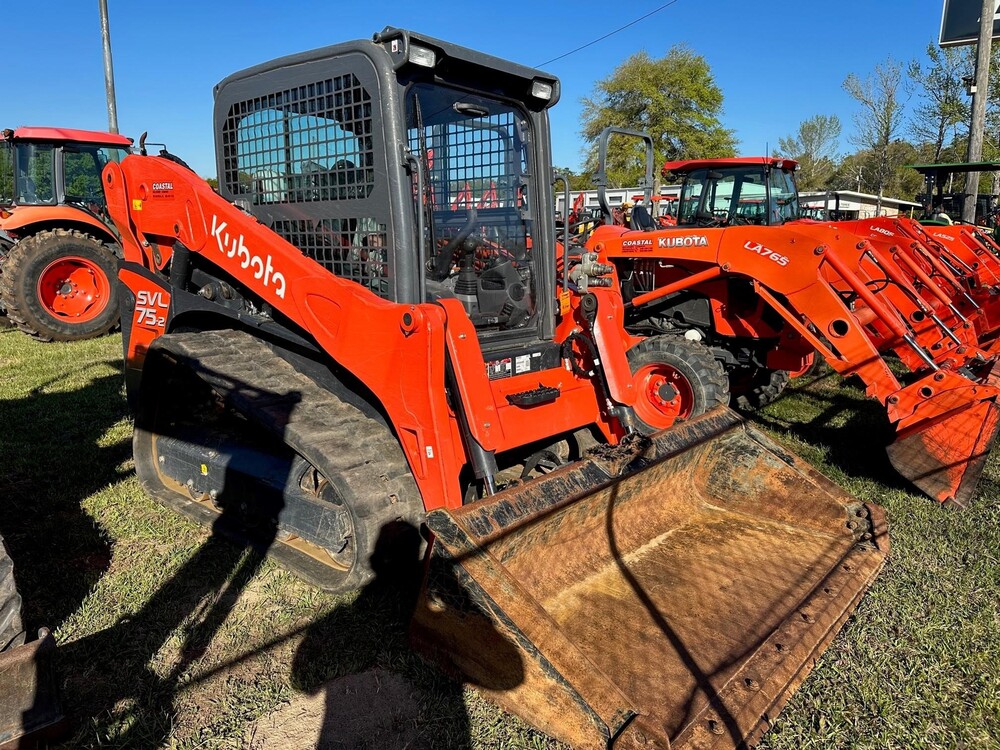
left=627, top=336, right=730, bottom=434
left=0, top=535, right=24, bottom=652
left=0, top=229, right=120, bottom=342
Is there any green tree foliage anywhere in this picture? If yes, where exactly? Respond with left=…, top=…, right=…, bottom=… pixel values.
left=0, top=142, right=12, bottom=205
left=776, top=115, right=842, bottom=191
left=205, top=177, right=219, bottom=190
left=580, top=47, right=737, bottom=187
left=908, top=44, right=971, bottom=162
left=843, top=59, right=910, bottom=208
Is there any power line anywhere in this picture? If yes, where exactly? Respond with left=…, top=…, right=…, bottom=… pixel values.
left=536, top=0, right=683, bottom=67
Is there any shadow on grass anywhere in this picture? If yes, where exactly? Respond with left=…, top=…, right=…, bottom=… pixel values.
left=44, top=349, right=473, bottom=749
left=0, top=357, right=125, bottom=633
left=284, top=527, right=473, bottom=750
left=747, top=372, right=911, bottom=492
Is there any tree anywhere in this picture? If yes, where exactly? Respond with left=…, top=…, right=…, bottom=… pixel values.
left=843, top=59, right=910, bottom=212
left=580, top=47, right=737, bottom=188
left=776, top=115, right=842, bottom=191
left=907, top=44, right=971, bottom=163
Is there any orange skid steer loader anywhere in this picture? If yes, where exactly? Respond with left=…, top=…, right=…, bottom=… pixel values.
left=590, top=133, right=999, bottom=506
left=103, top=30, right=886, bottom=749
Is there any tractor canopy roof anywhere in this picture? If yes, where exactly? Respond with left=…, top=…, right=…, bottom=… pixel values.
left=662, top=156, right=799, bottom=177
left=4, top=127, right=132, bottom=147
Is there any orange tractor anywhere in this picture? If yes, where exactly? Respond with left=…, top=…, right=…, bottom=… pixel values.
left=101, top=29, right=886, bottom=750
left=588, top=134, right=999, bottom=506
left=0, top=127, right=132, bottom=341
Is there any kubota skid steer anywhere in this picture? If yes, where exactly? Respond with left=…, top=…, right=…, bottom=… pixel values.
left=591, top=136, right=1000, bottom=506
left=103, top=30, right=886, bottom=749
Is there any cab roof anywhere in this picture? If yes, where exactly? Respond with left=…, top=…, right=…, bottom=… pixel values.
left=5, top=127, right=132, bottom=147
left=662, top=156, right=799, bottom=176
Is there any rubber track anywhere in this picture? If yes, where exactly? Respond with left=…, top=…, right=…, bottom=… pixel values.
left=0, top=534, right=25, bottom=652
left=150, top=329, right=424, bottom=590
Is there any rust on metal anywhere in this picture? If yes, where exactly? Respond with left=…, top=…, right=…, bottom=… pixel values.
left=412, top=407, right=888, bottom=750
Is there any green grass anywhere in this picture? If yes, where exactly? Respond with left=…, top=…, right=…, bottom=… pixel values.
left=0, top=328, right=997, bottom=749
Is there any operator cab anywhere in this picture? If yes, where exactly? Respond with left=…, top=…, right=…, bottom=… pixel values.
left=214, top=28, right=561, bottom=353
left=665, top=157, right=801, bottom=227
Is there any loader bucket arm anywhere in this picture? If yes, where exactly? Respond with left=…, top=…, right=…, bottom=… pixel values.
left=595, top=220, right=1000, bottom=507
left=413, top=408, right=888, bottom=750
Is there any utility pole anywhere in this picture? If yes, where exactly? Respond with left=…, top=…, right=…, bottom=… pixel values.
left=963, top=0, right=994, bottom=223
left=98, top=0, right=119, bottom=134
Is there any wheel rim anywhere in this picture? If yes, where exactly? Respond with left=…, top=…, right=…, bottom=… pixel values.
left=632, top=362, right=696, bottom=429
left=36, top=255, right=111, bottom=323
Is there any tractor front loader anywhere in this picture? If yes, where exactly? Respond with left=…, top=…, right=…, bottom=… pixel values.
left=103, top=30, right=887, bottom=749
left=591, top=135, right=1000, bottom=506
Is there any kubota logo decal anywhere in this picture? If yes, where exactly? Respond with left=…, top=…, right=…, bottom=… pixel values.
left=870, top=226, right=895, bottom=237
left=658, top=235, right=709, bottom=248
left=934, top=233, right=956, bottom=242
left=744, top=240, right=789, bottom=266
left=211, top=215, right=287, bottom=298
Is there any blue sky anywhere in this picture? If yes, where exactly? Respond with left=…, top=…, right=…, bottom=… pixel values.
left=7, top=1, right=959, bottom=177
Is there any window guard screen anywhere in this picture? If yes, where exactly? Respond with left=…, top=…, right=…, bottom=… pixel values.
left=221, top=73, right=390, bottom=298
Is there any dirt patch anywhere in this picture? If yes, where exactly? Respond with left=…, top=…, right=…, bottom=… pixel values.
left=247, top=669, right=422, bottom=750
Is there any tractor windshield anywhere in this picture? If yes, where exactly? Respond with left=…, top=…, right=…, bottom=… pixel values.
left=768, top=165, right=800, bottom=223
left=13, top=143, right=56, bottom=206
left=406, top=83, right=537, bottom=338
left=678, top=167, right=767, bottom=226
left=62, top=145, right=129, bottom=218
left=677, top=164, right=800, bottom=226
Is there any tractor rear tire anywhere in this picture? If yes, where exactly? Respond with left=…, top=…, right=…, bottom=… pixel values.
left=0, top=229, right=120, bottom=342
left=627, top=336, right=729, bottom=434
left=734, top=369, right=790, bottom=411
left=0, top=534, right=25, bottom=652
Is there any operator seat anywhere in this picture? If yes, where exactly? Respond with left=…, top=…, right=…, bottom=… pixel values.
left=629, top=204, right=657, bottom=231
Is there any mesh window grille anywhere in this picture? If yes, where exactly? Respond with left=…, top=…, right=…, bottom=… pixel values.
left=271, top=217, right=389, bottom=297
left=407, top=107, right=531, bottom=259
left=221, top=74, right=391, bottom=298
left=222, top=74, right=374, bottom=204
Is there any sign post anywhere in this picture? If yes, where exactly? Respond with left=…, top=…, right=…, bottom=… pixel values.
left=941, top=1, right=999, bottom=222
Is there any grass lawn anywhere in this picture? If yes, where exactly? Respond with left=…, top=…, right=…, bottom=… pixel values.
left=0, top=327, right=997, bottom=749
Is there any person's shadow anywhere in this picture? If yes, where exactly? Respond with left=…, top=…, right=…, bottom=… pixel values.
left=271, top=524, right=475, bottom=750
left=47, top=349, right=479, bottom=749
left=53, top=356, right=299, bottom=747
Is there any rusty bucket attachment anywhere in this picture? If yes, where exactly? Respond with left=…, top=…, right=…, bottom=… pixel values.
left=0, top=630, right=67, bottom=749
left=886, top=373, right=1000, bottom=508
left=412, top=408, right=888, bottom=750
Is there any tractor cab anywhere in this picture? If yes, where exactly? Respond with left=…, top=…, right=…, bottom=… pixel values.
left=663, top=157, right=801, bottom=227
left=0, top=127, right=131, bottom=223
